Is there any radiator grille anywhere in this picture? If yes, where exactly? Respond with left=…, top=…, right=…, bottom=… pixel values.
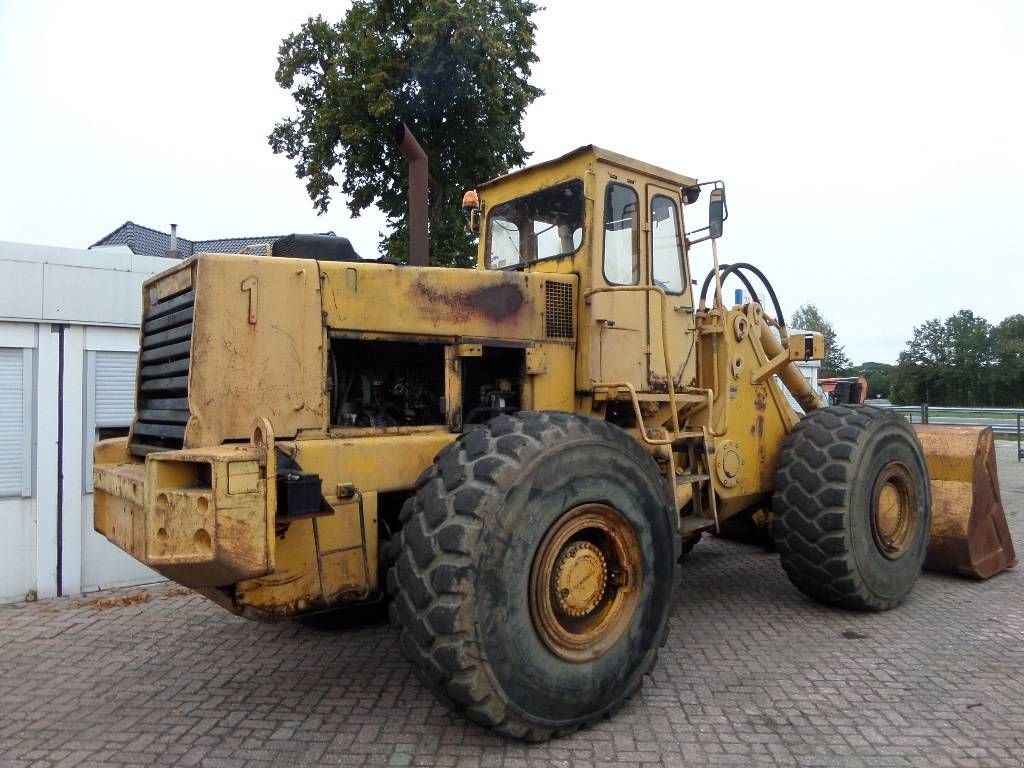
left=129, top=286, right=193, bottom=456
left=544, top=281, right=574, bottom=339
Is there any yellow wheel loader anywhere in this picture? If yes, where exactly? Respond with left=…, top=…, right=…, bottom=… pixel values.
left=93, top=133, right=1015, bottom=740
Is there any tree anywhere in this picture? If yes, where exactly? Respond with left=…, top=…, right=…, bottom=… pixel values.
left=790, top=303, right=852, bottom=376
left=944, top=309, right=993, bottom=404
left=891, top=310, right=995, bottom=406
left=891, top=318, right=947, bottom=404
left=270, top=1, right=543, bottom=267
left=991, top=314, right=1024, bottom=406
left=855, top=361, right=894, bottom=400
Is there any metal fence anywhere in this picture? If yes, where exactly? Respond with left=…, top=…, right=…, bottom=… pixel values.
left=878, top=404, right=1024, bottom=462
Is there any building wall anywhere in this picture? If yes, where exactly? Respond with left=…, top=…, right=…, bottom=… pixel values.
left=0, top=242, right=170, bottom=603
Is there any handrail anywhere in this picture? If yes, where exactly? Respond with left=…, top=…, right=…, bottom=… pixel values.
left=593, top=381, right=713, bottom=446
left=594, top=382, right=673, bottom=446
left=879, top=404, right=1024, bottom=460
left=880, top=405, right=1024, bottom=414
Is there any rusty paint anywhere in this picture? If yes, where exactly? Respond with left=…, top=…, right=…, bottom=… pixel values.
left=639, top=401, right=661, bottom=418
left=395, top=123, right=429, bottom=267
left=529, top=503, right=643, bottom=662
left=753, top=388, right=767, bottom=412
left=646, top=376, right=671, bottom=394
left=413, top=278, right=525, bottom=323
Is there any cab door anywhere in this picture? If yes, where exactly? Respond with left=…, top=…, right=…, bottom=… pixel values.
left=588, top=175, right=647, bottom=390
left=645, top=184, right=696, bottom=389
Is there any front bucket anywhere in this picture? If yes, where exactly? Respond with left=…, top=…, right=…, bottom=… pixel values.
left=914, top=425, right=1017, bottom=579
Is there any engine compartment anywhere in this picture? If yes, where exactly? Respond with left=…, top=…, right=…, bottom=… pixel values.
left=328, top=338, right=523, bottom=428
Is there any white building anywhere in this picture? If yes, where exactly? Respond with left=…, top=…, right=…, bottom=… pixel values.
left=0, top=240, right=171, bottom=604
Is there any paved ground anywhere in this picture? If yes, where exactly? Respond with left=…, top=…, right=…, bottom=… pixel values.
left=2, top=445, right=1023, bottom=768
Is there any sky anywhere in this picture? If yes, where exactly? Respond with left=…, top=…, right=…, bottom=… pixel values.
left=1, top=0, right=1021, bottom=364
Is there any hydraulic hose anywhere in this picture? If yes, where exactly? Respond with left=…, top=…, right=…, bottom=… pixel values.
left=699, top=262, right=786, bottom=328
left=699, top=263, right=762, bottom=308
left=698, top=261, right=822, bottom=412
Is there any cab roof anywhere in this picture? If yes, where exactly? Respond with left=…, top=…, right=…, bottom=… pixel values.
left=477, top=145, right=697, bottom=191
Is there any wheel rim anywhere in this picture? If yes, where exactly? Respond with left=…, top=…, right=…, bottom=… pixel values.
left=529, top=503, right=642, bottom=662
left=870, top=462, right=919, bottom=560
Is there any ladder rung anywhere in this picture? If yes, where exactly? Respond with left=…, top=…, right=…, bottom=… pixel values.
left=676, top=473, right=710, bottom=485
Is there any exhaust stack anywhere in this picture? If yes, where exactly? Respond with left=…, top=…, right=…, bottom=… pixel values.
left=166, top=223, right=182, bottom=259
left=394, top=122, right=429, bottom=267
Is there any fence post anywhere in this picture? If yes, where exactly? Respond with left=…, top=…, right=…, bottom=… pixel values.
left=1018, top=414, right=1022, bottom=462
left=920, top=403, right=929, bottom=425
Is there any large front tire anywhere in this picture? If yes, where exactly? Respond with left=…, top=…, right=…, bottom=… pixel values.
left=772, top=405, right=931, bottom=611
left=387, top=412, right=678, bottom=741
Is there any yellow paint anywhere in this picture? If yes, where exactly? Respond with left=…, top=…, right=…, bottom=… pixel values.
left=185, top=254, right=327, bottom=447
left=293, top=432, right=458, bottom=492
left=227, top=461, right=260, bottom=494
left=235, top=518, right=321, bottom=615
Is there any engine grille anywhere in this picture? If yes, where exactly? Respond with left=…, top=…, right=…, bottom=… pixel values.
left=129, top=286, right=194, bottom=456
left=544, top=281, right=574, bottom=339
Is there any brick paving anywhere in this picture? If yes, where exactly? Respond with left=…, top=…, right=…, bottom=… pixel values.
left=2, top=444, right=1023, bottom=768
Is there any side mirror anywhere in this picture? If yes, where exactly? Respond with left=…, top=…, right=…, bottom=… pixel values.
left=708, top=187, right=727, bottom=239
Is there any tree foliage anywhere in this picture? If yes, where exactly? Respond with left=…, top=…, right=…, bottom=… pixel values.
left=270, top=0, right=543, bottom=266
left=890, top=310, right=1024, bottom=406
left=852, top=361, right=894, bottom=400
left=991, top=314, right=1024, bottom=403
left=790, top=303, right=852, bottom=377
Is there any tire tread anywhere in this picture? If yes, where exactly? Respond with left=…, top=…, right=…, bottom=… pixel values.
left=772, top=405, right=928, bottom=611
left=387, top=412, right=675, bottom=740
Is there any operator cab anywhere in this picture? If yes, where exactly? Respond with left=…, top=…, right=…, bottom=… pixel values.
left=468, top=146, right=714, bottom=394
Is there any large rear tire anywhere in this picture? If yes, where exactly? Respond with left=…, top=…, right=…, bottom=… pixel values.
left=772, top=404, right=931, bottom=611
left=387, top=412, right=678, bottom=741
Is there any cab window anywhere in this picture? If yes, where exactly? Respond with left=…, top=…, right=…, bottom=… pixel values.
left=486, top=180, right=584, bottom=269
left=651, top=195, right=685, bottom=294
left=603, top=183, right=639, bottom=285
